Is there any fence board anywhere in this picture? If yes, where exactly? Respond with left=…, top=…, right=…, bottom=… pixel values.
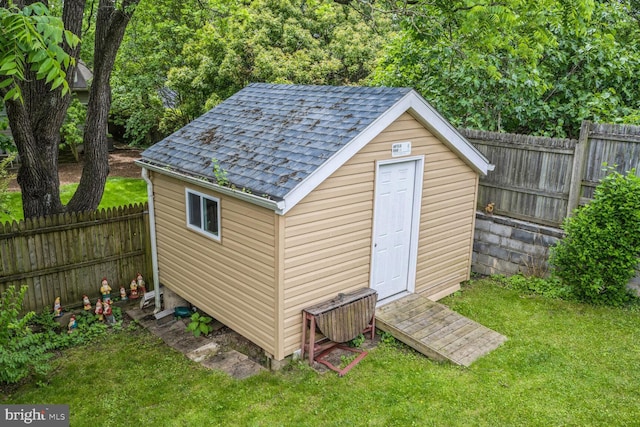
left=460, top=129, right=577, bottom=226
left=0, top=203, right=152, bottom=313
left=462, top=122, right=640, bottom=227
left=581, top=122, right=640, bottom=200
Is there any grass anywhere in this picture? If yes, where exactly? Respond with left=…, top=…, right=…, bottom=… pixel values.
left=4, top=278, right=640, bottom=426
left=0, top=177, right=147, bottom=223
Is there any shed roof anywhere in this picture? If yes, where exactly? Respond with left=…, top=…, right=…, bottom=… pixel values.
left=139, top=83, right=492, bottom=214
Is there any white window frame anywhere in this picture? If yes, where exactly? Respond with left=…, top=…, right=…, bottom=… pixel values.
left=185, top=188, right=221, bottom=241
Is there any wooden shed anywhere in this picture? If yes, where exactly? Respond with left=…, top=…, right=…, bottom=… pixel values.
left=138, top=83, right=492, bottom=362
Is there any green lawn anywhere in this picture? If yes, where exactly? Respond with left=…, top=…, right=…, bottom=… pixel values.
left=0, top=177, right=147, bottom=223
left=5, top=279, right=640, bottom=426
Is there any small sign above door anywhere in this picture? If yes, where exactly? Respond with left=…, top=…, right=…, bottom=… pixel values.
left=391, top=142, right=411, bottom=157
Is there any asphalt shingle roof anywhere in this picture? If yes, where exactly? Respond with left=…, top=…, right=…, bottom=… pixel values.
left=141, top=83, right=412, bottom=200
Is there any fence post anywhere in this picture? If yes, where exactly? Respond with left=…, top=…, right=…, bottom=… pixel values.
left=566, top=120, right=590, bottom=217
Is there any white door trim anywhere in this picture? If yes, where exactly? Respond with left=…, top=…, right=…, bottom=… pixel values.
left=370, top=155, right=424, bottom=302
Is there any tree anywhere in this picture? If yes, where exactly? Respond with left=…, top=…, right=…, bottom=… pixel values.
left=0, top=2, right=77, bottom=102
left=108, top=0, right=391, bottom=144
left=0, top=0, right=139, bottom=219
left=110, top=0, right=209, bottom=145
left=367, top=0, right=640, bottom=138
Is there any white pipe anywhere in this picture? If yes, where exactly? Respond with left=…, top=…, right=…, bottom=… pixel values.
left=141, top=167, right=161, bottom=313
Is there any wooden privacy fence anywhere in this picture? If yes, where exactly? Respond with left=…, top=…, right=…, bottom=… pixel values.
left=0, top=203, right=152, bottom=313
left=462, top=121, right=640, bottom=227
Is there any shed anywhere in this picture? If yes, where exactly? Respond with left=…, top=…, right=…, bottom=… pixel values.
left=138, top=83, right=492, bottom=362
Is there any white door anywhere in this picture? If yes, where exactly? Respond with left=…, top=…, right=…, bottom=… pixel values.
left=371, top=160, right=418, bottom=300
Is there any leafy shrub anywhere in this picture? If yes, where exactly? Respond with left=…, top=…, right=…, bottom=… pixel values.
left=379, top=331, right=398, bottom=347
left=550, top=168, right=640, bottom=306
left=348, top=333, right=365, bottom=348
left=0, top=284, right=135, bottom=385
left=187, top=312, right=213, bottom=337
left=0, top=285, right=54, bottom=384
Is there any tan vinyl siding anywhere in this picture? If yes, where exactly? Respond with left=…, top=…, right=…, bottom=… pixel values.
left=151, top=173, right=278, bottom=355
left=418, top=147, right=478, bottom=296
left=280, top=112, right=479, bottom=356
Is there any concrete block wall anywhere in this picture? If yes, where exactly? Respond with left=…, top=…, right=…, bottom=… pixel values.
left=472, top=211, right=563, bottom=277
left=472, top=211, right=640, bottom=296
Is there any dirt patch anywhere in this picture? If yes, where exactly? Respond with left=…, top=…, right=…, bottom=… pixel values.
left=7, top=148, right=143, bottom=191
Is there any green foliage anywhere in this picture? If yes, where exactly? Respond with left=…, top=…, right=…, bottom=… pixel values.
left=0, top=116, right=14, bottom=152
left=348, top=333, right=365, bottom=348
left=494, top=273, right=573, bottom=300
left=59, top=97, right=87, bottom=162
left=550, top=168, right=640, bottom=306
left=187, top=312, right=213, bottom=337
left=110, top=0, right=207, bottom=145
left=0, top=285, right=53, bottom=384
left=111, top=0, right=389, bottom=142
left=10, top=279, right=640, bottom=426
left=211, top=158, right=229, bottom=187
left=370, top=0, right=640, bottom=138
left=0, top=151, right=16, bottom=215
left=378, top=330, right=397, bottom=347
left=0, top=2, right=79, bottom=101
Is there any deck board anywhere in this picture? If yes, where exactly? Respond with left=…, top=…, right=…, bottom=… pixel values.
left=376, top=294, right=506, bottom=366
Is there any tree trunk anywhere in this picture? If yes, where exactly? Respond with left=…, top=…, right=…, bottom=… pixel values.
left=2, top=0, right=84, bottom=218
left=2, top=0, right=138, bottom=218
left=67, top=0, right=138, bottom=212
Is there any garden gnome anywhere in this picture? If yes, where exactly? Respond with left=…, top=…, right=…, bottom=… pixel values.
left=129, top=279, right=139, bottom=299
left=67, top=315, right=77, bottom=333
left=53, top=297, right=63, bottom=317
left=100, top=277, right=112, bottom=302
left=83, top=294, right=92, bottom=311
left=119, top=286, right=128, bottom=301
left=104, top=300, right=115, bottom=324
left=95, top=298, right=104, bottom=321
left=136, top=272, right=146, bottom=294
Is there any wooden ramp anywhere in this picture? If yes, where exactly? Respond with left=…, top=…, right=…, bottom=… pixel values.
left=376, top=293, right=506, bottom=366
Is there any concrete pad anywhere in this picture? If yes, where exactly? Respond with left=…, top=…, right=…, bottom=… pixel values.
left=187, top=342, right=220, bottom=363
left=201, top=349, right=266, bottom=379
left=125, top=305, right=266, bottom=380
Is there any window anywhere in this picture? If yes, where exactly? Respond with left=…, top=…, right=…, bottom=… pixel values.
left=185, top=189, right=220, bottom=240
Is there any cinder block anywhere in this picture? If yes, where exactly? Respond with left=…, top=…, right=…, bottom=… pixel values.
left=268, top=356, right=291, bottom=371
left=474, top=219, right=492, bottom=232
left=473, top=241, right=489, bottom=254
left=495, top=260, right=520, bottom=275
left=504, top=238, right=525, bottom=253
left=480, top=231, right=501, bottom=245
left=509, top=251, right=529, bottom=265
left=538, top=234, right=560, bottom=248
left=520, top=242, right=538, bottom=255
left=471, top=264, right=492, bottom=276
left=489, top=222, right=512, bottom=238
left=487, top=245, right=510, bottom=261
left=512, top=228, right=535, bottom=244
left=163, top=287, right=190, bottom=310
left=476, top=253, right=496, bottom=268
